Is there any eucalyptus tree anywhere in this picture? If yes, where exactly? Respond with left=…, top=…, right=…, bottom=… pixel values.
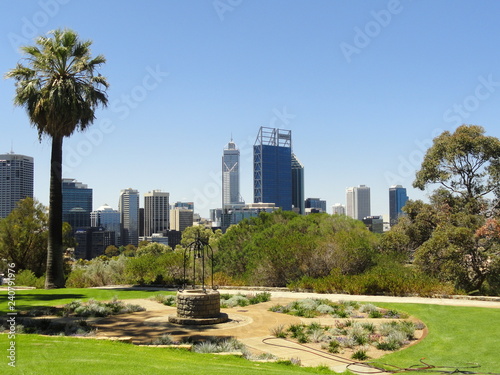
left=414, top=125, right=500, bottom=214
left=5, top=29, right=109, bottom=288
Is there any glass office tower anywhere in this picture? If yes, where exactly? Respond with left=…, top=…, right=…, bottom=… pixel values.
left=389, top=185, right=409, bottom=226
left=254, top=127, right=292, bottom=211
left=62, top=178, right=92, bottom=231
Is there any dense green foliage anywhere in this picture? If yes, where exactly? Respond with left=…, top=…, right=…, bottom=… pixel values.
left=0, top=198, right=47, bottom=276
left=214, top=211, right=379, bottom=287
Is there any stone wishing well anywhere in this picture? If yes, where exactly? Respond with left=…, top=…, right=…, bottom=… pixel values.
left=168, top=235, right=228, bottom=325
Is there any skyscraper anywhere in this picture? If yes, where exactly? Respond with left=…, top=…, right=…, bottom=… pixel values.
left=170, top=207, right=193, bottom=232
left=346, top=185, right=371, bottom=220
left=291, top=153, right=305, bottom=214
left=0, top=153, right=34, bottom=218
left=62, top=178, right=92, bottom=231
left=305, top=198, right=327, bottom=213
left=389, top=185, right=409, bottom=226
left=144, top=190, right=170, bottom=236
left=222, top=139, right=242, bottom=208
left=119, top=188, right=139, bottom=246
left=254, top=126, right=292, bottom=211
left=91, top=204, right=121, bottom=245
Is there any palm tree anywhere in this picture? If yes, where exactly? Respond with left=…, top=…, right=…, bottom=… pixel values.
left=5, top=29, right=109, bottom=288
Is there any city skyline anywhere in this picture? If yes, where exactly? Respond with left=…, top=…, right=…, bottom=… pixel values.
left=2, top=1, right=500, bottom=218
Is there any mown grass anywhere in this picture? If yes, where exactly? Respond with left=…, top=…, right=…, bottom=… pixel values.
left=2, top=335, right=334, bottom=375
left=373, top=303, right=500, bottom=374
left=0, top=288, right=174, bottom=314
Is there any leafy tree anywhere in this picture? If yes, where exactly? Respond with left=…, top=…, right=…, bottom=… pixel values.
left=180, top=226, right=220, bottom=248
left=214, top=211, right=379, bottom=286
left=414, top=125, right=500, bottom=214
left=6, top=29, right=109, bottom=288
left=136, top=242, right=172, bottom=257
left=0, top=198, right=47, bottom=276
left=121, top=244, right=137, bottom=257
left=104, top=245, right=120, bottom=257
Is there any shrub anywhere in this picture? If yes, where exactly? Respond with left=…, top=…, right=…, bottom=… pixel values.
left=192, top=338, right=246, bottom=354
left=66, top=256, right=128, bottom=287
left=308, top=329, right=325, bottom=343
left=152, top=334, right=174, bottom=345
left=327, top=339, right=341, bottom=353
left=16, top=269, right=45, bottom=288
left=151, top=294, right=176, bottom=306
left=316, top=304, right=335, bottom=314
left=224, top=295, right=250, bottom=308
left=352, top=349, right=369, bottom=360
left=270, top=324, right=287, bottom=338
left=248, top=292, right=271, bottom=304
left=64, top=298, right=145, bottom=317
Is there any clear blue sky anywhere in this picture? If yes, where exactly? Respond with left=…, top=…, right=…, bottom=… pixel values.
left=2, top=0, right=500, bottom=218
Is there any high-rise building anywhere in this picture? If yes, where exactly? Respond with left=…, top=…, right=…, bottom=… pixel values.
left=62, top=178, right=92, bottom=231
left=173, top=201, right=194, bottom=210
left=91, top=204, right=121, bottom=245
left=362, top=215, right=384, bottom=233
left=254, top=127, right=292, bottom=211
left=389, top=185, right=409, bottom=226
left=291, top=153, right=305, bottom=214
left=0, top=153, right=34, bottom=218
left=305, top=198, right=327, bottom=213
left=222, top=139, right=243, bottom=208
left=346, top=185, right=371, bottom=220
left=119, top=188, right=139, bottom=246
left=144, top=190, right=170, bottom=236
left=74, top=227, right=115, bottom=260
left=170, top=207, right=193, bottom=232
left=332, top=203, right=346, bottom=215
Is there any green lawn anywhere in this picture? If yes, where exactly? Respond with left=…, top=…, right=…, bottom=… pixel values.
left=0, top=289, right=499, bottom=374
left=370, top=303, right=500, bottom=374
left=2, top=335, right=334, bottom=375
left=0, top=287, right=173, bottom=314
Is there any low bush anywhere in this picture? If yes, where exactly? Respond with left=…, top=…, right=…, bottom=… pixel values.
left=63, top=297, right=145, bottom=317
left=352, top=349, right=369, bottom=360
left=151, top=334, right=175, bottom=345
left=15, top=269, right=45, bottom=288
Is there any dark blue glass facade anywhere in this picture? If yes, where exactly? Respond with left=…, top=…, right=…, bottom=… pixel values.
left=389, top=186, right=408, bottom=226
left=254, top=144, right=292, bottom=211
left=62, top=179, right=92, bottom=231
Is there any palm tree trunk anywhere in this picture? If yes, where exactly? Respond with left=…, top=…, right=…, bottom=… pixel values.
left=45, top=135, right=65, bottom=289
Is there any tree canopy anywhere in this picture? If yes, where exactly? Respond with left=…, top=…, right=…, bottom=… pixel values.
left=413, top=125, right=500, bottom=213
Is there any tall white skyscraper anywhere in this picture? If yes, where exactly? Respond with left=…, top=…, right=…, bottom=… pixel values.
left=222, top=139, right=242, bottom=208
left=346, top=185, right=371, bottom=220
left=119, top=188, right=139, bottom=246
left=144, top=190, right=169, bottom=236
left=91, top=204, right=121, bottom=245
left=0, top=153, right=34, bottom=218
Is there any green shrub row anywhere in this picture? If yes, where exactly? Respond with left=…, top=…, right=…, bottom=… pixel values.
left=288, top=262, right=456, bottom=296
